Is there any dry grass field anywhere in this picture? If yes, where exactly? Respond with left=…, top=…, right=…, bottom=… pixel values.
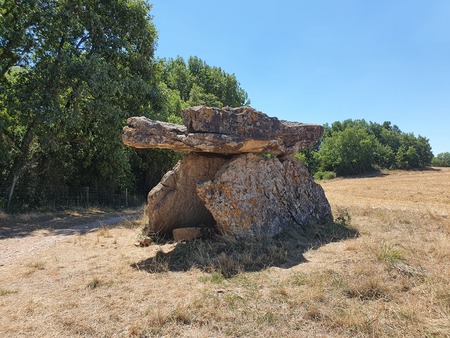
left=0, top=168, right=449, bottom=337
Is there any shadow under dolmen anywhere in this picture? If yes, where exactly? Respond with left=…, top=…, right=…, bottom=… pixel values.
left=132, top=218, right=358, bottom=278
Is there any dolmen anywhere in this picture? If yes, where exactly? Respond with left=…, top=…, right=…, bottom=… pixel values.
left=123, top=106, right=332, bottom=239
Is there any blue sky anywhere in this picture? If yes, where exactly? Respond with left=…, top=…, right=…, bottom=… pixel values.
left=150, top=0, right=449, bottom=154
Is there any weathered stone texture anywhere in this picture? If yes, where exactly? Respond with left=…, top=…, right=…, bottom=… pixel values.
left=197, top=154, right=332, bottom=237
left=123, top=106, right=324, bottom=155
left=184, top=106, right=322, bottom=141
left=123, top=117, right=188, bottom=151
left=123, top=105, right=332, bottom=239
left=145, top=153, right=229, bottom=237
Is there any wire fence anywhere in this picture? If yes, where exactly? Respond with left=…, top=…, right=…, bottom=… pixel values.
left=2, top=185, right=146, bottom=213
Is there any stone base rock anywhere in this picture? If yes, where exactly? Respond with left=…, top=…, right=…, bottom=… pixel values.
left=145, top=152, right=332, bottom=238
left=145, top=153, right=229, bottom=237
left=197, top=154, right=332, bottom=237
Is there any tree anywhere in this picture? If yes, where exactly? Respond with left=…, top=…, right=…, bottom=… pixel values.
left=431, top=152, right=450, bottom=167
left=0, top=0, right=40, bottom=78
left=149, top=55, right=250, bottom=129
left=318, top=126, right=380, bottom=176
left=394, top=134, right=433, bottom=169
left=164, top=56, right=250, bottom=108
left=1, top=0, right=159, bottom=209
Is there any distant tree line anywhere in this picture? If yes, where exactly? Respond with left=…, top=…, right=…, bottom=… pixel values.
left=0, top=0, right=248, bottom=211
left=297, top=119, right=434, bottom=178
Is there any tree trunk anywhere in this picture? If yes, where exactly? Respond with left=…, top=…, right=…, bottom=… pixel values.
left=5, top=120, right=36, bottom=211
left=6, top=174, right=19, bottom=210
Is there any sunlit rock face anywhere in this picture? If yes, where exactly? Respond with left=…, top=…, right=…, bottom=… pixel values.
left=123, top=106, right=332, bottom=238
left=197, top=153, right=332, bottom=237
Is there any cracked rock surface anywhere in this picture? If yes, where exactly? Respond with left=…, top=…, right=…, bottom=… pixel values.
left=197, top=154, right=332, bottom=237
left=123, top=106, right=323, bottom=155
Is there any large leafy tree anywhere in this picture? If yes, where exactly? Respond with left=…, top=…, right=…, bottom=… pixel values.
left=161, top=56, right=250, bottom=109
left=318, top=126, right=380, bottom=176
left=1, top=0, right=159, bottom=209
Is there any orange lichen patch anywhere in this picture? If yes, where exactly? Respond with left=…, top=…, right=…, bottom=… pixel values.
left=239, top=140, right=271, bottom=152
left=203, top=107, right=213, bottom=120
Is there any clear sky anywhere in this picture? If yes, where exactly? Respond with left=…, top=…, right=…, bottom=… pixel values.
left=149, top=0, right=449, bottom=154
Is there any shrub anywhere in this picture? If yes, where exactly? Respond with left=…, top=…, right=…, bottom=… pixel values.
left=314, top=171, right=336, bottom=180
left=432, top=152, right=450, bottom=167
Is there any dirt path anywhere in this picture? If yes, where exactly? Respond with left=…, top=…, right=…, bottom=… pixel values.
left=0, top=211, right=141, bottom=268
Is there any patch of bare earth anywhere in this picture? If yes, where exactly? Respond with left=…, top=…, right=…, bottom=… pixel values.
left=1, top=169, right=449, bottom=337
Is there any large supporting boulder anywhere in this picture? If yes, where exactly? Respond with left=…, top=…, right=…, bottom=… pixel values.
left=197, top=154, right=332, bottom=237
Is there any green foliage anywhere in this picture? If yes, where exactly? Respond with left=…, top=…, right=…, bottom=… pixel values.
left=319, top=126, right=379, bottom=176
left=1, top=0, right=159, bottom=210
left=0, top=1, right=434, bottom=209
left=161, top=56, right=250, bottom=110
left=295, top=148, right=320, bottom=174
left=199, top=272, right=225, bottom=284
left=334, top=208, right=352, bottom=228
left=298, top=119, right=434, bottom=177
left=431, top=152, right=450, bottom=167
left=314, top=171, right=337, bottom=180
left=394, top=134, right=433, bottom=169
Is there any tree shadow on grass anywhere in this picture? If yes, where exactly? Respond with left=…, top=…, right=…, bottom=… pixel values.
left=132, top=220, right=358, bottom=278
left=342, top=167, right=443, bottom=180
left=0, top=210, right=140, bottom=239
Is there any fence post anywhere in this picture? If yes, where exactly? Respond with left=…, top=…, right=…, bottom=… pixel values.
left=86, top=187, right=90, bottom=208
left=125, top=188, right=128, bottom=208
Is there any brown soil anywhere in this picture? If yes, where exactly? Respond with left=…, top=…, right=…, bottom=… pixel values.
left=0, top=209, right=141, bottom=267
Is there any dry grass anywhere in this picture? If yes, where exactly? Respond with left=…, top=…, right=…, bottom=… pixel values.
left=0, top=168, right=449, bottom=337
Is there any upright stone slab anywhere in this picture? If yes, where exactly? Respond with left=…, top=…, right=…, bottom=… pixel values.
left=196, top=154, right=332, bottom=237
left=145, top=153, right=229, bottom=237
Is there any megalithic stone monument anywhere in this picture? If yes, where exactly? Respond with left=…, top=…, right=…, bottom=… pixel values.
left=123, top=106, right=332, bottom=239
